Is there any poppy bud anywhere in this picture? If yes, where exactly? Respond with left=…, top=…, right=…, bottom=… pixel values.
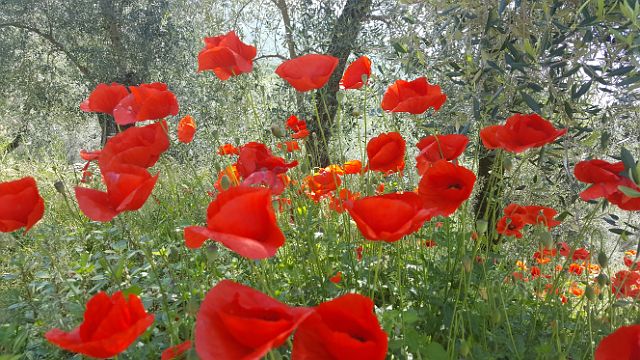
left=476, top=219, right=488, bottom=234
left=336, top=91, right=345, bottom=103
left=54, top=180, right=66, bottom=194
left=462, top=256, right=472, bottom=273
left=597, top=251, right=609, bottom=268
left=491, top=310, right=502, bottom=325
left=271, top=124, right=285, bottom=138
left=596, top=273, right=610, bottom=287
left=585, top=285, right=596, bottom=301
left=503, top=156, right=513, bottom=172
left=351, top=110, right=361, bottom=117
left=459, top=339, right=471, bottom=357
left=220, top=175, right=231, bottom=190
left=478, top=287, right=488, bottom=300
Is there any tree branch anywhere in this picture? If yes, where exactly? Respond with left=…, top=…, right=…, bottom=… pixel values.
left=255, top=54, right=288, bottom=61
left=0, top=22, right=91, bottom=78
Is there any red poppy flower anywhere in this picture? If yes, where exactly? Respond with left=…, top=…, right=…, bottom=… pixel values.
left=521, top=205, right=561, bottom=228
left=356, top=245, right=364, bottom=261
left=277, top=140, right=300, bottom=152
left=572, top=159, right=640, bottom=210
left=345, top=192, right=434, bottom=242
left=340, top=56, right=371, bottom=90
left=612, top=270, right=640, bottom=298
left=479, top=113, right=567, bottom=153
left=177, top=115, right=196, bottom=144
left=0, top=177, right=45, bottom=233
left=195, top=280, right=312, bottom=360
left=380, top=77, right=446, bottom=115
left=184, top=186, right=285, bottom=259
left=162, top=340, right=192, bottom=360
left=595, top=325, right=640, bottom=360
left=242, top=170, right=289, bottom=196
left=558, top=242, right=571, bottom=257
left=98, top=121, right=170, bottom=171
left=530, top=266, right=541, bottom=278
left=496, top=215, right=525, bottom=238
left=113, top=83, right=179, bottom=125
left=235, top=142, right=298, bottom=179
left=415, top=134, right=468, bottom=175
left=80, top=149, right=101, bottom=161
left=75, top=165, right=159, bottom=222
left=218, top=143, right=240, bottom=156
left=275, top=54, right=339, bottom=92
left=292, top=293, right=388, bottom=360
left=572, top=248, right=590, bottom=260
left=343, top=160, right=363, bottom=175
left=304, top=170, right=342, bottom=202
left=45, top=291, right=154, bottom=359
left=329, top=271, right=342, bottom=283
left=367, top=132, right=406, bottom=174
left=198, top=31, right=257, bottom=80
left=80, top=83, right=129, bottom=115
left=418, top=160, right=476, bottom=217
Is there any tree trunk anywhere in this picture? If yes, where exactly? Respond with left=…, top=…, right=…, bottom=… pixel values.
left=307, top=0, right=373, bottom=167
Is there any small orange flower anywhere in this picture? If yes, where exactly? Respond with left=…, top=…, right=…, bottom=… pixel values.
left=177, top=115, right=196, bottom=144
left=516, top=260, right=527, bottom=271
left=218, top=143, right=239, bottom=156
left=568, top=263, right=584, bottom=276
left=343, top=160, right=363, bottom=175
left=277, top=140, right=301, bottom=152
left=213, top=165, right=241, bottom=192
left=329, top=271, right=342, bottom=284
left=569, top=282, right=584, bottom=297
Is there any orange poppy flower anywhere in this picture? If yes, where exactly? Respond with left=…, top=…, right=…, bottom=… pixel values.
left=342, top=160, right=363, bottom=175
left=197, top=31, right=257, bottom=80
left=381, top=77, right=446, bottom=114
left=340, top=56, right=371, bottom=90
left=277, top=140, right=301, bottom=152
left=218, top=143, right=240, bottom=156
left=177, top=115, right=196, bottom=144
left=276, top=54, right=339, bottom=92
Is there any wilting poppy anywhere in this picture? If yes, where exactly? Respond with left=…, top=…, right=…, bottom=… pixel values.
left=235, top=142, right=298, bottom=179
left=292, top=293, right=388, bottom=360
left=45, top=291, right=154, bottom=359
left=113, top=83, right=179, bottom=125
left=184, top=186, right=285, bottom=259
left=367, top=132, right=406, bottom=174
left=275, top=54, right=339, bottom=92
left=195, top=280, right=312, bottom=360
left=594, top=325, right=640, bottom=360
left=177, top=115, right=196, bottom=144
left=418, top=160, right=476, bottom=217
left=345, top=192, right=434, bottom=242
left=381, top=77, right=446, bottom=115
left=198, top=31, right=257, bottom=80
left=0, top=177, right=45, bottom=233
left=479, top=113, right=567, bottom=153
left=218, top=143, right=240, bottom=156
left=161, top=340, right=192, bottom=360
left=80, top=83, right=129, bottom=115
left=415, top=134, right=468, bottom=175
left=98, top=121, right=169, bottom=171
left=340, top=56, right=371, bottom=90
left=75, top=165, right=159, bottom=222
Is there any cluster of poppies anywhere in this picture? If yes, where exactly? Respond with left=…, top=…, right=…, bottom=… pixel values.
left=496, top=203, right=561, bottom=238
left=44, top=280, right=387, bottom=360
left=0, top=29, right=637, bottom=359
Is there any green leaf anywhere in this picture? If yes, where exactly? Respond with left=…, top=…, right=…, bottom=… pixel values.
left=521, top=92, right=541, bottom=114
left=572, top=81, right=592, bottom=99
left=122, top=284, right=142, bottom=296
left=621, top=147, right=636, bottom=173
left=618, top=185, right=640, bottom=198
left=423, top=342, right=448, bottom=360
